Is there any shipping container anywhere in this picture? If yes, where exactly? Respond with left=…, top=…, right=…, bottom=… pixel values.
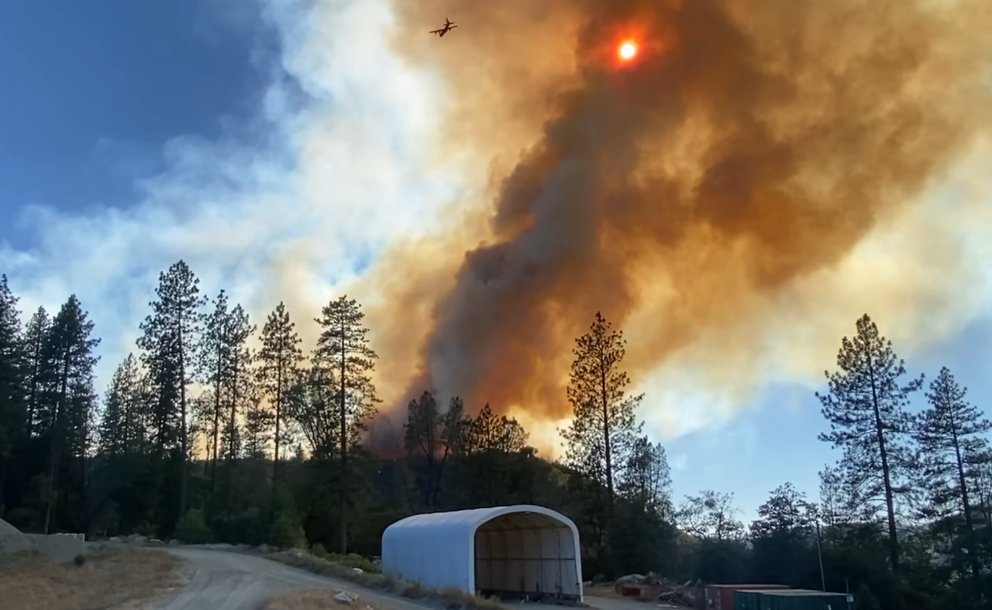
left=735, top=589, right=852, bottom=610
left=704, top=584, right=789, bottom=610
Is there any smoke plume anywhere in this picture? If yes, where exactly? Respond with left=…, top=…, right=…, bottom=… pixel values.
left=362, top=0, right=992, bottom=448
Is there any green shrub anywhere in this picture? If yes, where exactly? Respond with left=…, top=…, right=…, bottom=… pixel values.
left=173, top=508, right=212, bottom=544
left=311, top=542, right=328, bottom=558
left=73, top=554, right=86, bottom=567
left=268, top=511, right=306, bottom=548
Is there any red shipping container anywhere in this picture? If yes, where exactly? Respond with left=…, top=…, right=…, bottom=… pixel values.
left=704, top=584, right=789, bottom=610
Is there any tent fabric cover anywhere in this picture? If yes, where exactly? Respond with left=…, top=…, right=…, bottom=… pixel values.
left=381, top=505, right=583, bottom=600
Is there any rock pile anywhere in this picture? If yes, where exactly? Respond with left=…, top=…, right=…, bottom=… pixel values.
left=611, top=573, right=703, bottom=607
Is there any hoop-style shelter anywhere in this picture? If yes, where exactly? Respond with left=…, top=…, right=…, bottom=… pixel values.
left=381, top=505, right=583, bottom=602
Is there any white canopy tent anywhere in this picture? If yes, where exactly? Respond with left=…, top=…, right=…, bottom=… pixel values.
left=381, top=505, right=583, bottom=602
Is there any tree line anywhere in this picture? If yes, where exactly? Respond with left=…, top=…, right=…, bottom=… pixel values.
left=0, top=265, right=989, bottom=610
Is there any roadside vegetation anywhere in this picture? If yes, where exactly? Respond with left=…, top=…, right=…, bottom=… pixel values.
left=267, top=549, right=505, bottom=610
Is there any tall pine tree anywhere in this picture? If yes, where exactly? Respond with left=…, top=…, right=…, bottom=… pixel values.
left=817, top=313, right=922, bottom=573
left=198, top=289, right=231, bottom=491
left=222, top=303, right=254, bottom=463
left=257, top=301, right=302, bottom=486
left=915, top=366, right=991, bottom=581
left=560, top=311, right=643, bottom=510
left=40, top=295, right=99, bottom=533
left=0, top=275, right=26, bottom=507
left=22, top=307, right=51, bottom=438
left=313, top=295, right=379, bottom=554
left=137, top=260, right=204, bottom=525
left=98, top=354, right=147, bottom=456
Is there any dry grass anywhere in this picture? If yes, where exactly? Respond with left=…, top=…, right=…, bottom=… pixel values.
left=0, top=546, right=182, bottom=610
left=263, top=589, right=377, bottom=610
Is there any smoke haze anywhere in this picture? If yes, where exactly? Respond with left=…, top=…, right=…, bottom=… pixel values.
left=357, top=0, right=992, bottom=449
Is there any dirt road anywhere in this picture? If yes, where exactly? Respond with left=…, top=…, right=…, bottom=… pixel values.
left=156, top=548, right=436, bottom=610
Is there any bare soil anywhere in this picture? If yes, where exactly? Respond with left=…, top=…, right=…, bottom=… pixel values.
left=0, top=546, right=181, bottom=610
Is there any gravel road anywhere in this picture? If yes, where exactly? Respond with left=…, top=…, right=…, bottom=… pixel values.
left=155, top=548, right=437, bottom=610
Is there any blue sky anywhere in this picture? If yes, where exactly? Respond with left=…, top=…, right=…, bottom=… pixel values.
left=0, top=0, right=990, bottom=524
left=0, top=0, right=281, bottom=246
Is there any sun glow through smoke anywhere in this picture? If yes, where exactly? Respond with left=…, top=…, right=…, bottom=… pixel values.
left=618, top=39, right=638, bottom=61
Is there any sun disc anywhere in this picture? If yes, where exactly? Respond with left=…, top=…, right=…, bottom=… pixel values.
left=618, top=40, right=638, bottom=61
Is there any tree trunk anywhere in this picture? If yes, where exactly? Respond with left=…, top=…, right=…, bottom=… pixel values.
left=950, top=424, right=980, bottom=581
left=339, top=321, right=348, bottom=554
left=433, top=445, right=450, bottom=508
left=211, top=344, right=222, bottom=495
left=45, top=354, right=70, bottom=534
left=178, top=313, right=188, bottom=521
left=0, top=452, right=9, bottom=514
left=867, top=354, right=900, bottom=573
left=599, top=349, right=613, bottom=508
left=26, top=337, right=41, bottom=437
left=226, top=355, right=238, bottom=508
left=273, top=358, right=282, bottom=490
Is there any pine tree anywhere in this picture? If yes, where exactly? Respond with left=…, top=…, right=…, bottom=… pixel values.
left=257, top=302, right=303, bottom=485
left=40, top=295, right=99, bottom=533
left=98, top=354, right=146, bottom=456
left=404, top=392, right=464, bottom=508
left=244, top=396, right=275, bottom=460
left=222, top=304, right=254, bottom=463
left=22, top=307, right=51, bottom=437
left=560, top=311, right=643, bottom=509
left=0, top=275, right=26, bottom=506
left=619, top=436, right=672, bottom=516
left=462, top=404, right=528, bottom=455
left=198, top=289, right=230, bottom=489
left=313, top=295, right=380, bottom=554
left=137, top=260, right=205, bottom=521
left=915, top=366, right=991, bottom=580
left=817, top=314, right=922, bottom=573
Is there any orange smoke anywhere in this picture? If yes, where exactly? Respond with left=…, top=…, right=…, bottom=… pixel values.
left=363, top=0, right=992, bottom=450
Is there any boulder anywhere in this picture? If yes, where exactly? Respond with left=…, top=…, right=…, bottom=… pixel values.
left=334, top=591, right=358, bottom=604
left=613, top=574, right=647, bottom=594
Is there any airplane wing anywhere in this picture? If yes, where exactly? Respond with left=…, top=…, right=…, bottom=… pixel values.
left=429, top=28, right=442, bottom=34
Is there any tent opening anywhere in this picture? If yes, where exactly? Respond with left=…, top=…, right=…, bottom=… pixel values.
left=473, top=510, right=581, bottom=602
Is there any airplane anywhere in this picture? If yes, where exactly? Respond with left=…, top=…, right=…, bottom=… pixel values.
left=429, top=18, right=457, bottom=37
